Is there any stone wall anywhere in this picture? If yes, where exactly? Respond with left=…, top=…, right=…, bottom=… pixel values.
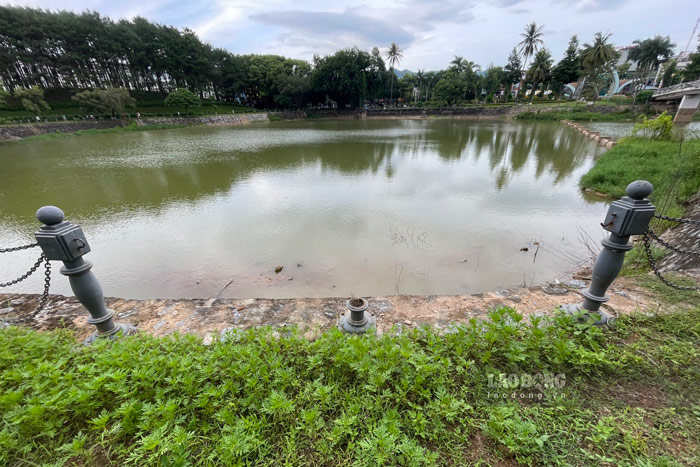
left=365, top=107, right=516, bottom=118
left=0, top=120, right=123, bottom=142
left=138, top=112, right=269, bottom=127
left=0, top=113, right=277, bottom=142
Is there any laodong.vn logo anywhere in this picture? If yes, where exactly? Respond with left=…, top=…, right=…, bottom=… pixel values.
left=486, top=373, right=566, bottom=400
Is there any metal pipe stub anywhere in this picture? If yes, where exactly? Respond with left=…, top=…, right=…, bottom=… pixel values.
left=339, top=298, right=376, bottom=334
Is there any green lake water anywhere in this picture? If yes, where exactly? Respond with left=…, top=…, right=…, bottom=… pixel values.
left=0, top=119, right=608, bottom=299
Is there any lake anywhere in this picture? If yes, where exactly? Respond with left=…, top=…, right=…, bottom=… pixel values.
left=0, top=119, right=608, bottom=299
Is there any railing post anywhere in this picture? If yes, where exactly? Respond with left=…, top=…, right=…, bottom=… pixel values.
left=563, top=181, right=655, bottom=324
left=339, top=298, right=375, bottom=334
left=34, top=206, right=136, bottom=342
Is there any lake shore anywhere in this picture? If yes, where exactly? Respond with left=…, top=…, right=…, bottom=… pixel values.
left=0, top=276, right=670, bottom=342
left=0, top=104, right=674, bottom=143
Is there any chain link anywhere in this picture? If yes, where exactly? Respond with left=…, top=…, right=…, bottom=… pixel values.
left=0, top=253, right=45, bottom=288
left=646, top=229, right=700, bottom=257
left=653, top=214, right=700, bottom=226
left=643, top=229, right=700, bottom=292
left=37, top=256, right=51, bottom=312
left=0, top=243, right=38, bottom=253
left=0, top=252, right=52, bottom=312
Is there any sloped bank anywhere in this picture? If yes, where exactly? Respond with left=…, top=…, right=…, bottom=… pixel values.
left=0, top=277, right=662, bottom=342
left=0, top=112, right=309, bottom=142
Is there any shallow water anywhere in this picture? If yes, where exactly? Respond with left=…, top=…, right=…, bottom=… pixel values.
left=0, top=119, right=608, bottom=299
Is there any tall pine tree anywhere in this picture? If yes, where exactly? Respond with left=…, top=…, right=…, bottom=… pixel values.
left=551, top=35, right=582, bottom=96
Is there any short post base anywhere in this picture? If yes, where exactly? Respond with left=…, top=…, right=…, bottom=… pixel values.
left=85, top=322, right=137, bottom=344
left=339, top=298, right=375, bottom=334
left=561, top=303, right=613, bottom=326
left=339, top=313, right=376, bottom=334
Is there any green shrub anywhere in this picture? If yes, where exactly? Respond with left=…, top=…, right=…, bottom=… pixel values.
left=634, top=90, right=654, bottom=104
left=632, top=111, right=673, bottom=140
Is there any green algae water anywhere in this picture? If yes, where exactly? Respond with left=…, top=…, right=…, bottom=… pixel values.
left=0, top=119, right=607, bottom=299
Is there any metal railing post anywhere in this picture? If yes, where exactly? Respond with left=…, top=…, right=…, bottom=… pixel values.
left=34, top=206, right=136, bottom=342
left=563, top=180, right=655, bottom=324
left=339, top=298, right=375, bottom=334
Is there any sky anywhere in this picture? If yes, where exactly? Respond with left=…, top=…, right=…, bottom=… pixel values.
left=3, top=0, right=699, bottom=71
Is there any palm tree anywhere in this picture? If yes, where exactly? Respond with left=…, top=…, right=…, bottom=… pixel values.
left=465, top=61, right=481, bottom=101
left=424, top=71, right=439, bottom=102
left=386, top=42, right=403, bottom=106
left=450, top=55, right=466, bottom=73
left=527, top=49, right=552, bottom=101
left=581, top=32, right=616, bottom=103
left=450, top=56, right=480, bottom=102
left=415, top=69, right=425, bottom=101
left=628, top=36, right=675, bottom=89
left=517, top=22, right=544, bottom=99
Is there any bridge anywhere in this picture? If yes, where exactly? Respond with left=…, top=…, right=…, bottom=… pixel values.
left=652, top=79, right=700, bottom=123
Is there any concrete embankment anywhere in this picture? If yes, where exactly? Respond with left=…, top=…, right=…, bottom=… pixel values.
left=0, top=111, right=309, bottom=142
left=0, top=277, right=662, bottom=342
left=363, top=106, right=517, bottom=119
left=0, top=120, right=124, bottom=141
left=561, top=119, right=618, bottom=149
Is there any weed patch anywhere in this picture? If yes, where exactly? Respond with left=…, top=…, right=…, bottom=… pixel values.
left=1, top=306, right=699, bottom=465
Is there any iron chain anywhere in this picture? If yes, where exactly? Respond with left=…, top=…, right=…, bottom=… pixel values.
left=653, top=214, right=700, bottom=226
left=0, top=253, right=45, bottom=288
left=0, top=252, right=52, bottom=312
left=646, top=229, right=700, bottom=257
left=37, top=256, right=51, bottom=312
left=0, top=242, right=38, bottom=253
left=643, top=229, right=700, bottom=292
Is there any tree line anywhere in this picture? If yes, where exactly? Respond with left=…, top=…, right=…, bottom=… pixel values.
left=1, top=6, right=700, bottom=114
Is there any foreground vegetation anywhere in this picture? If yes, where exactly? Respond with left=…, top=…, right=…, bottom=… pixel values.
left=1, top=305, right=699, bottom=466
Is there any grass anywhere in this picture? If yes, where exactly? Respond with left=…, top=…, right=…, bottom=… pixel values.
left=580, top=137, right=700, bottom=220
left=633, top=274, right=700, bottom=304
left=6, top=123, right=194, bottom=144
left=0, top=102, right=258, bottom=123
left=1, top=305, right=699, bottom=466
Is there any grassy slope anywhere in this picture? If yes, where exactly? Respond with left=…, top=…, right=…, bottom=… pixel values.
left=0, top=102, right=257, bottom=122
left=580, top=138, right=700, bottom=219
left=5, top=123, right=195, bottom=144
left=1, top=306, right=698, bottom=466
left=515, top=108, right=644, bottom=122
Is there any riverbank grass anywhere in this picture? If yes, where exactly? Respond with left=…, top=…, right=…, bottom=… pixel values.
left=580, top=137, right=700, bottom=219
left=515, top=108, right=647, bottom=122
left=1, top=305, right=698, bottom=465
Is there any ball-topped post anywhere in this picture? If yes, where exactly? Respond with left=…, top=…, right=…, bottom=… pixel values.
left=563, top=180, right=655, bottom=324
left=34, top=205, right=135, bottom=343
left=36, top=206, right=65, bottom=226
left=626, top=180, right=653, bottom=200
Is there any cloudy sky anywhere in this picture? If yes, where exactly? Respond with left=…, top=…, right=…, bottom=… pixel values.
left=4, top=0, right=698, bottom=70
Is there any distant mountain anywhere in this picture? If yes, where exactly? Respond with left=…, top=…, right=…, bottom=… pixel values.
left=393, top=69, right=414, bottom=78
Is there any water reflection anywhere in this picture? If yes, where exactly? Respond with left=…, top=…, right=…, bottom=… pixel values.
left=0, top=120, right=608, bottom=299
left=0, top=120, right=600, bottom=227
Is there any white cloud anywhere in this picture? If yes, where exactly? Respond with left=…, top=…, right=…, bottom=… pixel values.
left=2, top=0, right=697, bottom=71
